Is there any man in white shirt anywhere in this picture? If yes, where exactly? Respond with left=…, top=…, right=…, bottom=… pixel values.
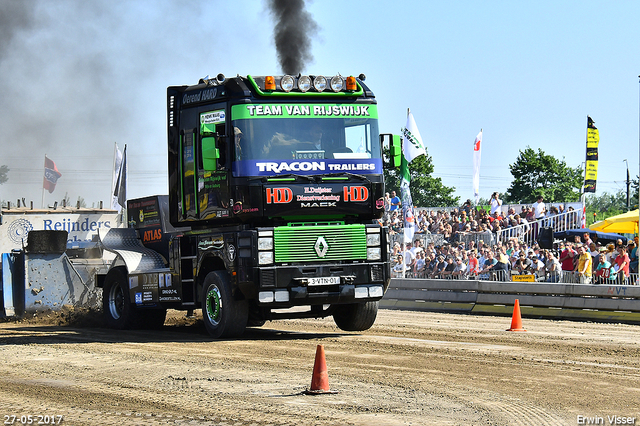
left=490, top=192, right=502, bottom=215
left=532, top=196, right=546, bottom=220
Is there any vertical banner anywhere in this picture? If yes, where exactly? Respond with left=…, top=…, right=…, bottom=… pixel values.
left=472, top=130, right=482, bottom=204
left=584, top=116, right=599, bottom=193
left=401, top=110, right=426, bottom=243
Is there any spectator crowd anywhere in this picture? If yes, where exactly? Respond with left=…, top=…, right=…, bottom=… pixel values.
left=384, top=192, right=639, bottom=285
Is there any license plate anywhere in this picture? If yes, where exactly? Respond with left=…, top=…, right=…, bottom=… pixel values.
left=308, top=276, right=340, bottom=286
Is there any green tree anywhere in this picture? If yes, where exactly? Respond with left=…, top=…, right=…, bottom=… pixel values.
left=0, top=165, right=8, bottom=184
left=585, top=190, right=626, bottom=225
left=505, top=147, right=583, bottom=203
left=384, top=149, right=459, bottom=207
left=631, top=175, right=639, bottom=210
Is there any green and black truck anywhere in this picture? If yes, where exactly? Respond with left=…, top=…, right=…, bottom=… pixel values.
left=99, top=73, right=397, bottom=338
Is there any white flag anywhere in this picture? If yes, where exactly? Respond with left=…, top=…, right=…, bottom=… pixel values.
left=472, top=130, right=482, bottom=204
left=402, top=112, right=426, bottom=163
left=111, top=143, right=123, bottom=211
left=401, top=111, right=426, bottom=243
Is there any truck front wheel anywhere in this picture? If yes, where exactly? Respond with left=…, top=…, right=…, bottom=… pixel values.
left=103, top=268, right=140, bottom=329
left=332, top=300, right=379, bottom=332
left=201, top=271, right=248, bottom=338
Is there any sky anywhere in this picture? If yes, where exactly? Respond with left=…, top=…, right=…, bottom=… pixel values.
left=1, top=0, right=639, bottom=208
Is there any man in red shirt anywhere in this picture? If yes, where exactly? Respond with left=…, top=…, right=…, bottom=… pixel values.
left=559, top=242, right=577, bottom=281
left=614, top=245, right=630, bottom=284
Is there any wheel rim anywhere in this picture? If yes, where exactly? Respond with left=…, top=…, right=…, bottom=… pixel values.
left=205, top=285, right=223, bottom=326
left=108, top=281, right=124, bottom=320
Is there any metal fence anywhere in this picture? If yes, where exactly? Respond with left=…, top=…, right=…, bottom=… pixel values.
left=394, top=267, right=639, bottom=285
left=496, top=209, right=582, bottom=247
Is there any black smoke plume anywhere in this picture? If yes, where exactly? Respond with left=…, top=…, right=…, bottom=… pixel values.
left=268, top=0, right=318, bottom=75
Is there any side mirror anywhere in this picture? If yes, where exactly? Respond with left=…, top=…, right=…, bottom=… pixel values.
left=380, top=133, right=402, bottom=169
left=202, top=136, right=220, bottom=171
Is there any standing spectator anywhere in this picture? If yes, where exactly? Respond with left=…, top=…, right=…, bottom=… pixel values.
left=529, top=251, right=545, bottom=279
left=559, top=242, right=577, bottom=281
left=491, top=250, right=510, bottom=281
left=452, top=256, right=467, bottom=279
left=392, top=254, right=405, bottom=278
left=478, top=250, right=497, bottom=280
left=432, top=255, right=447, bottom=279
left=515, top=252, right=532, bottom=275
left=402, top=244, right=415, bottom=277
left=410, top=239, right=424, bottom=257
left=614, top=245, right=630, bottom=284
left=532, top=196, right=546, bottom=220
left=594, top=251, right=616, bottom=284
left=576, top=245, right=593, bottom=284
left=389, top=190, right=401, bottom=212
left=467, top=249, right=480, bottom=278
left=490, top=192, right=502, bottom=215
left=628, top=239, right=638, bottom=274
left=413, top=252, right=426, bottom=278
left=544, top=250, right=562, bottom=283
left=384, top=192, right=391, bottom=217
left=441, top=256, right=456, bottom=279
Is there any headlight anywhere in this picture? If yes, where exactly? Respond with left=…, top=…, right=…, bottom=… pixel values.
left=368, top=286, right=384, bottom=298
left=258, top=251, right=274, bottom=265
left=298, top=75, right=311, bottom=92
left=258, top=237, right=273, bottom=250
left=313, top=75, right=327, bottom=92
left=367, top=234, right=380, bottom=246
left=354, top=287, right=368, bottom=299
left=330, top=75, right=344, bottom=92
left=367, top=247, right=381, bottom=260
left=281, top=75, right=294, bottom=92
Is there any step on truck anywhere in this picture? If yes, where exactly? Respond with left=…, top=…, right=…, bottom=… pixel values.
left=99, top=73, right=399, bottom=338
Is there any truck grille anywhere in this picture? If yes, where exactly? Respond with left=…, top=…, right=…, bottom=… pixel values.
left=274, top=224, right=366, bottom=263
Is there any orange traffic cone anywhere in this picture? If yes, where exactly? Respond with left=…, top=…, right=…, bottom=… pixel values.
left=507, top=299, right=526, bottom=332
left=304, top=344, right=338, bottom=394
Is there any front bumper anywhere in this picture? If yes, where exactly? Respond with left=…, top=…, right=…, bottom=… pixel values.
left=239, top=261, right=389, bottom=307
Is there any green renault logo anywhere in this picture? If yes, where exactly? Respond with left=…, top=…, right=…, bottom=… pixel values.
left=314, top=236, right=329, bottom=258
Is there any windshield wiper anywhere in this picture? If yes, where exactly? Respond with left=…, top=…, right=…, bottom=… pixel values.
left=322, top=172, right=371, bottom=183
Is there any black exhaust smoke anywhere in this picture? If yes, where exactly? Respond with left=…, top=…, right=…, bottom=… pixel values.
left=268, top=0, right=319, bottom=75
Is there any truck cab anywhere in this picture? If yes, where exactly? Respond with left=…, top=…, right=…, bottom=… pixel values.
left=101, top=73, right=395, bottom=338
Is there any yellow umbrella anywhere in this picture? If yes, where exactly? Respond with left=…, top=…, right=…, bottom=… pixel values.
left=589, top=209, right=639, bottom=234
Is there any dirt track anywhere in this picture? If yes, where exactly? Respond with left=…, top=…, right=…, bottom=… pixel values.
left=1, top=308, right=639, bottom=426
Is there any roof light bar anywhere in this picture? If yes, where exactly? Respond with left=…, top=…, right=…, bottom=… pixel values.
left=313, top=75, right=327, bottom=92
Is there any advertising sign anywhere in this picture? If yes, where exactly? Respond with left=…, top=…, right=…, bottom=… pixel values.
left=0, top=209, right=121, bottom=253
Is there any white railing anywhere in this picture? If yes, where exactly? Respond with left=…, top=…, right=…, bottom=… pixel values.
left=496, top=209, right=582, bottom=247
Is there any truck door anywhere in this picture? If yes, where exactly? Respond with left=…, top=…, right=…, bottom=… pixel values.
left=198, top=108, right=230, bottom=221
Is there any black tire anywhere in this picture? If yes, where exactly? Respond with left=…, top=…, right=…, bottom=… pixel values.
left=103, top=268, right=140, bottom=329
left=201, top=270, right=248, bottom=338
left=332, top=300, right=379, bottom=332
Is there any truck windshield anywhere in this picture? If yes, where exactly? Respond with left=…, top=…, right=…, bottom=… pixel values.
left=231, top=103, right=381, bottom=177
